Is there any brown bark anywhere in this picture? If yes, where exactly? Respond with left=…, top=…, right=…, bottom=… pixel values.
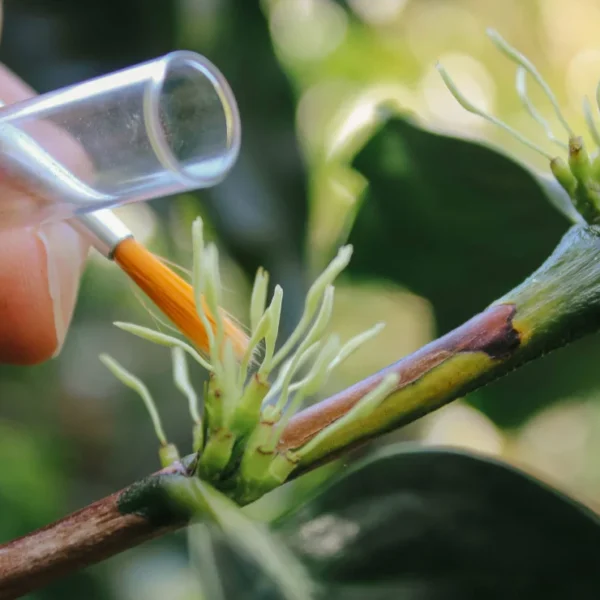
left=0, top=462, right=188, bottom=600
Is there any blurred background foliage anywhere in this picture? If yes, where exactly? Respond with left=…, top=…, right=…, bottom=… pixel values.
left=2, top=0, right=600, bottom=598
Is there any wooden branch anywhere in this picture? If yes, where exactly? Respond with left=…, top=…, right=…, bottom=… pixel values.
left=0, top=461, right=190, bottom=600
left=0, top=304, right=508, bottom=599
left=3, top=225, right=600, bottom=599
left=279, top=303, right=519, bottom=470
left=280, top=225, right=600, bottom=470
left=0, top=302, right=545, bottom=598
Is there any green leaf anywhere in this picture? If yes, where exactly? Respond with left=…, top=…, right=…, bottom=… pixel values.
left=0, top=423, right=65, bottom=541
left=347, top=115, right=570, bottom=333
left=273, top=445, right=600, bottom=599
left=190, top=523, right=292, bottom=600
left=170, top=478, right=314, bottom=600
left=345, top=115, right=600, bottom=426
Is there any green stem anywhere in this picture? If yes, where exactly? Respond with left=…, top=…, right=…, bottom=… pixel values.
left=280, top=225, right=600, bottom=471
left=196, top=428, right=236, bottom=480
left=229, top=374, right=270, bottom=437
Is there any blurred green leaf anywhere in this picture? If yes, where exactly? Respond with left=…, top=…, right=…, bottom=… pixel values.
left=177, top=479, right=313, bottom=600
left=0, top=422, right=65, bottom=541
left=0, top=0, right=176, bottom=90
left=191, top=524, right=291, bottom=600
left=0, top=424, right=107, bottom=600
left=185, top=445, right=600, bottom=599
left=273, top=445, right=600, bottom=599
left=345, top=114, right=600, bottom=426
left=347, top=114, right=570, bottom=331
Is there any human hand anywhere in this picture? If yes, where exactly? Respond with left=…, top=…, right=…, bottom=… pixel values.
left=0, top=63, right=90, bottom=365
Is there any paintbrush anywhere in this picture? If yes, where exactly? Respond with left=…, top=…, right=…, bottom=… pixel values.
left=0, top=51, right=248, bottom=358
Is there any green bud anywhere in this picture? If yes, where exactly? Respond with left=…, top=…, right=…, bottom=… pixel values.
left=196, top=428, right=235, bottom=479
left=550, top=157, right=577, bottom=199
left=159, top=443, right=180, bottom=468
left=192, top=422, right=204, bottom=453
left=237, top=421, right=277, bottom=500
left=568, top=136, right=592, bottom=183
left=250, top=267, right=269, bottom=334
left=230, top=374, right=270, bottom=437
left=591, top=153, right=600, bottom=182
left=203, top=374, right=224, bottom=431
left=267, top=452, right=299, bottom=486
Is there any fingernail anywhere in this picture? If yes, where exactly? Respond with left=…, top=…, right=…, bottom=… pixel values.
left=36, top=222, right=88, bottom=357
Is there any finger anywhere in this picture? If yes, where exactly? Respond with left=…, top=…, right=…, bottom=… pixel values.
left=0, top=224, right=87, bottom=364
left=0, top=64, right=90, bottom=365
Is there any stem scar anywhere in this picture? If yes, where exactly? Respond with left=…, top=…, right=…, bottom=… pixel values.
left=279, top=303, right=520, bottom=451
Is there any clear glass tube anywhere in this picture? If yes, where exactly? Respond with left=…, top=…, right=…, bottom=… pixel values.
left=0, top=50, right=241, bottom=230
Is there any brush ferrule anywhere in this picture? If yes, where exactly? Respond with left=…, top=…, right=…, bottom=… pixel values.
left=74, top=209, right=133, bottom=257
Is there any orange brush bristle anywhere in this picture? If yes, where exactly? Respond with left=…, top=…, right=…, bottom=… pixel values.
left=113, top=237, right=249, bottom=359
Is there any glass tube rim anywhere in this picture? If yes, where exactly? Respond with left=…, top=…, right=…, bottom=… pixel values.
left=143, top=49, right=242, bottom=189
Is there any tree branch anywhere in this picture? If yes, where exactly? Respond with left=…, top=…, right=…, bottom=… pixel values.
left=281, top=225, right=600, bottom=470
left=2, top=225, right=600, bottom=599
left=0, top=304, right=511, bottom=599
left=0, top=461, right=190, bottom=600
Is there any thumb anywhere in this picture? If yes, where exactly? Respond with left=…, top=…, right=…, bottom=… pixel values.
left=0, top=223, right=88, bottom=365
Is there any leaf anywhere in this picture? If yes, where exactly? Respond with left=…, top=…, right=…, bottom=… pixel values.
left=170, top=478, right=315, bottom=600
left=0, top=423, right=64, bottom=541
left=273, top=445, right=600, bottom=599
left=345, top=114, right=600, bottom=426
left=347, top=115, right=570, bottom=333
left=190, top=523, right=290, bottom=600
